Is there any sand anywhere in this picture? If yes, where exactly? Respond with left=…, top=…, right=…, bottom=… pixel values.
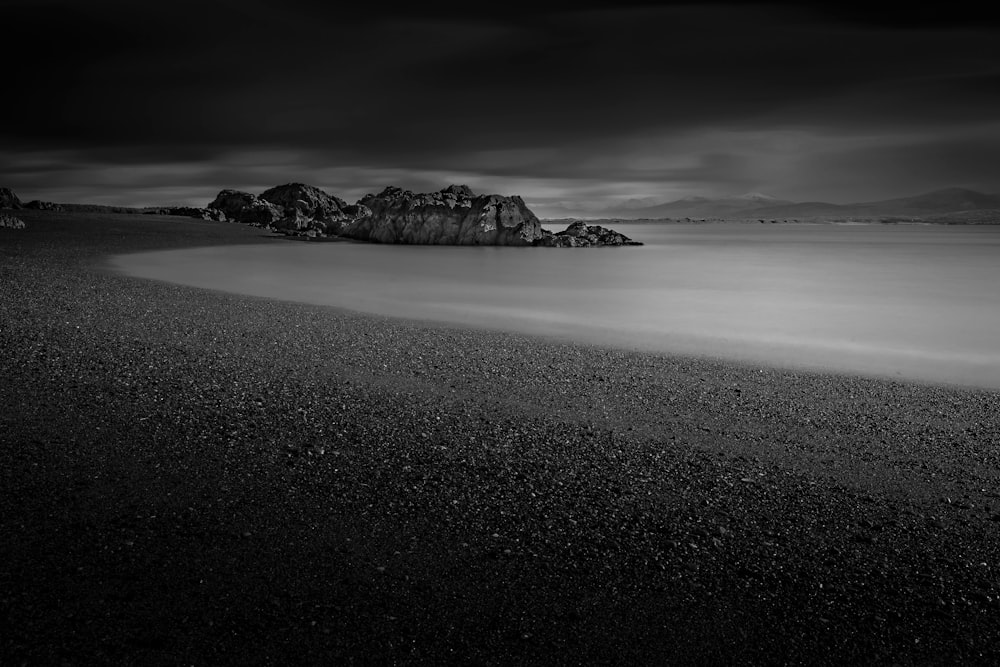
left=2, top=209, right=1000, bottom=664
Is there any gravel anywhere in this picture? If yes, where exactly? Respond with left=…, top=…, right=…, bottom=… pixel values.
left=2, top=210, right=1000, bottom=665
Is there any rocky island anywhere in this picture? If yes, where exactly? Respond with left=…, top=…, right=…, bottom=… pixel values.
left=203, top=183, right=642, bottom=247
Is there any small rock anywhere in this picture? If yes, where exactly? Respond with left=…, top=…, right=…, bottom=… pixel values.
left=0, top=213, right=26, bottom=229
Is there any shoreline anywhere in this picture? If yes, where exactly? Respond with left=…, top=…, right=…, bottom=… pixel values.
left=3, top=210, right=1000, bottom=664
left=108, top=230, right=1000, bottom=395
left=106, top=249, right=1000, bottom=394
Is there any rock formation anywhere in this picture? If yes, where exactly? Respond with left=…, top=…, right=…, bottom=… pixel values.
left=0, top=213, right=26, bottom=229
left=0, top=187, right=22, bottom=209
left=206, top=190, right=283, bottom=226
left=204, top=184, right=360, bottom=233
left=340, top=185, right=544, bottom=245
left=259, top=183, right=352, bottom=233
left=536, top=221, right=642, bottom=247
left=198, top=182, right=639, bottom=246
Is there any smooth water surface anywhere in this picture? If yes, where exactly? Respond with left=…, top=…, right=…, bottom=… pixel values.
left=110, top=223, right=1000, bottom=389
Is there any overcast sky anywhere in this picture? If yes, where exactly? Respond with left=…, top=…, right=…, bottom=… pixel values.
left=2, top=0, right=998, bottom=216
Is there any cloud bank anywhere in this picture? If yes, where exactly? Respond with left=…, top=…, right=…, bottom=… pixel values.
left=2, top=1, right=998, bottom=215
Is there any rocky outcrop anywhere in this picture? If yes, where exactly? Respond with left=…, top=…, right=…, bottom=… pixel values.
left=536, top=221, right=642, bottom=247
left=205, top=184, right=355, bottom=233
left=259, top=183, right=352, bottom=233
left=0, top=187, right=22, bottom=209
left=340, top=185, right=544, bottom=245
left=207, top=190, right=282, bottom=226
left=201, top=182, right=639, bottom=246
left=0, top=213, right=26, bottom=229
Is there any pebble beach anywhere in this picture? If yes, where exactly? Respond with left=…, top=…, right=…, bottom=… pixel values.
left=2, top=210, right=1000, bottom=664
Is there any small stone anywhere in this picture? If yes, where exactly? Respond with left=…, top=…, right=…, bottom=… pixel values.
left=0, top=213, right=26, bottom=229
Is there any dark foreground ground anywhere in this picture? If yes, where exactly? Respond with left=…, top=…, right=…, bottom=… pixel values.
left=2, top=211, right=999, bottom=665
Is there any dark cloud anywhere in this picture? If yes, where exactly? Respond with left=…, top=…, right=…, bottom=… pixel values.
left=2, top=1, right=999, bottom=208
left=791, top=133, right=1000, bottom=201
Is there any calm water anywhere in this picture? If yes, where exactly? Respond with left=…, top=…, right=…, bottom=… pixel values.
left=110, top=223, right=1000, bottom=390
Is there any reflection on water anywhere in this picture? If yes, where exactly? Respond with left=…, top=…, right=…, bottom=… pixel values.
left=110, top=223, right=1000, bottom=389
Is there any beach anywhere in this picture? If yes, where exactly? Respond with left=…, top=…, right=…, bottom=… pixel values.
left=3, top=210, right=1000, bottom=664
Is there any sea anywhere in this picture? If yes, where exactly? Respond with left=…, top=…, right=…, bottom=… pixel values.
left=110, top=222, right=1000, bottom=390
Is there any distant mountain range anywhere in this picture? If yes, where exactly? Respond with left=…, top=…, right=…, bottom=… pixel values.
left=544, top=188, right=1000, bottom=221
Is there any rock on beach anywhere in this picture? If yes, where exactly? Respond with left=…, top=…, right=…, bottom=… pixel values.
left=0, top=212, right=26, bottom=229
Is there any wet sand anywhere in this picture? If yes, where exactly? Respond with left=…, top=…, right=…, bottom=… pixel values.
left=2, top=210, right=1000, bottom=664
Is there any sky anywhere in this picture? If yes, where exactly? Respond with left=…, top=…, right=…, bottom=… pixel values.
left=2, top=0, right=999, bottom=217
